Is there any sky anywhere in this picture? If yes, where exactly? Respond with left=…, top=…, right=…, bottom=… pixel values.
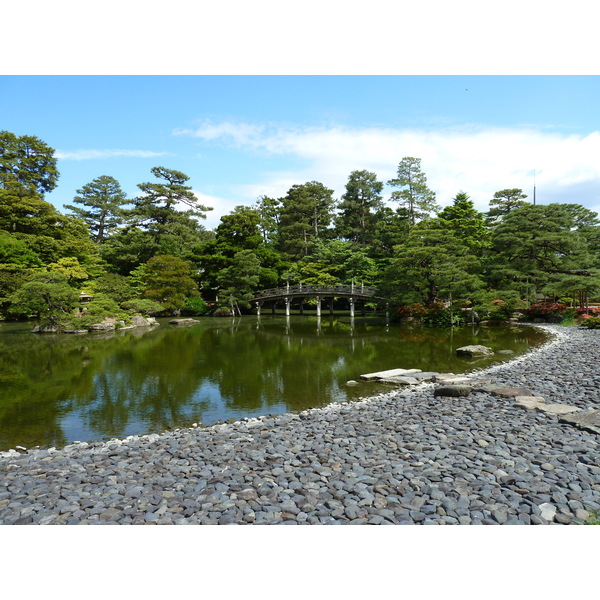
left=3, top=75, right=600, bottom=230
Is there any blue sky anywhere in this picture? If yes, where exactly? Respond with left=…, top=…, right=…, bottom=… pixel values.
left=3, top=75, right=600, bottom=229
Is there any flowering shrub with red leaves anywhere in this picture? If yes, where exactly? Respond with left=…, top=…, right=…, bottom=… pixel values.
left=524, top=302, right=568, bottom=318
left=397, top=302, right=427, bottom=317
left=576, top=307, right=600, bottom=316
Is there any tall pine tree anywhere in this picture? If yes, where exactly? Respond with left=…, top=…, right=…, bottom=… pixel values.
left=65, top=175, right=129, bottom=244
left=387, top=157, right=438, bottom=226
left=335, top=169, right=384, bottom=246
left=277, top=181, right=335, bottom=259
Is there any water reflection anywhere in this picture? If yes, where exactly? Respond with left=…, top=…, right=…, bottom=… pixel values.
left=0, top=317, right=548, bottom=450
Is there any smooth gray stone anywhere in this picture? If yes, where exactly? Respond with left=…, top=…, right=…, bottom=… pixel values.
left=360, top=368, right=422, bottom=380
left=491, top=386, right=535, bottom=398
left=456, top=345, right=494, bottom=357
left=559, top=409, right=600, bottom=434
left=434, top=385, right=473, bottom=397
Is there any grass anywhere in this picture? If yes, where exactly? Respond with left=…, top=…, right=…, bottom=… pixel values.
left=560, top=317, right=578, bottom=327
left=586, top=510, right=600, bottom=525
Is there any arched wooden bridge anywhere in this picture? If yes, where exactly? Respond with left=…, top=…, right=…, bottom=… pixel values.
left=249, top=283, right=385, bottom=317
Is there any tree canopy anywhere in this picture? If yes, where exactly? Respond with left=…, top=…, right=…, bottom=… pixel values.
left=0, top=130, right=59, bottom=195
left=65, top=175, right=129, bottom=244
left=2, top=129, right=600, bottom=323
left=387, top=157, right=438, bottom=226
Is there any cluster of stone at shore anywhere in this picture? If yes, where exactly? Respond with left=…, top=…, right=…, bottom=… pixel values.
left=33, top=316, right=201, bottom=334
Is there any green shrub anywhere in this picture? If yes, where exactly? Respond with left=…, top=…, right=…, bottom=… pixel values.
left=581, top=316, right=600, bottom=329
left=121, top=298, right=165, bottom=315
left=422, top=301, right=459, bottom=326
left=560, top=309, right=577, bottom=326
left=74, top=293, right=131, bottom=328
left=180, top=296, right=208, bottom=316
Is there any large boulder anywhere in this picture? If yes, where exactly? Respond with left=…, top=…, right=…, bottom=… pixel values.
left=132, top=315, right=152, bottom=327
left=456, top=345, right=494, bottom=357
left=32, top=324, right=61, bottom=333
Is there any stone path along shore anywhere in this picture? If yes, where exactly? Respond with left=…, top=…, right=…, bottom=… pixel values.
left=1, top=324, right=599, bottom=525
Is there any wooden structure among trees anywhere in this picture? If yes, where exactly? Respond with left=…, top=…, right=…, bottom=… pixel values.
left=249, top=283, right=383, bottom=317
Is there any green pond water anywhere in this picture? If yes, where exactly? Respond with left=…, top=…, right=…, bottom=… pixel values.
left=0, top=316, right=549, bottom=451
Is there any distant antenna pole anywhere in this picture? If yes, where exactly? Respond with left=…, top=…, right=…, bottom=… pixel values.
left=533, top=169, right=536, bottom=205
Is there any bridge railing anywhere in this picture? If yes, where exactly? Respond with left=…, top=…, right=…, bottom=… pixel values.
left=251, top=284, right=379, bottom=299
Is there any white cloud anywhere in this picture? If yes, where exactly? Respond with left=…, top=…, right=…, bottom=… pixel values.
left=177, top=121, right=600, bottom=217
left=174, top=122, right=265, bottom=147
left=190, top=190, right=242, bottom=230
left=56, top=149, right=167, bottom=160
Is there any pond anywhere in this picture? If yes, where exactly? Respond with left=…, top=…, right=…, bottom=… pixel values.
left=0, top=316, right=549, bottom=451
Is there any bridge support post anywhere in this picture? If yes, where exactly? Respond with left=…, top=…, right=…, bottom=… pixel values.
left=272, top=302, right=276, bottom=315
left=349, top=297, right=355, bottom=318
left=330, top=298, right=334, bottom=316
left=285, top=296, right=291, bottom=317
left=299, top=298, right=304, bottom=315
left=316, top=296, right=321, bottom=317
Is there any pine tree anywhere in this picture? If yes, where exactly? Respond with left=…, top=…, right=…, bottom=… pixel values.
left=277, top=181, right=335, bottom=259
left=488, top=203, right=600, bottom=301
left=0, top=130, right=59, bottom=195
left=387, top=157, right=438, bottom=226
left=335, top=170, right=384, bottom=246
left=381, top=219, right=483, bottom=306
left=132, top=167, right=212, bottom=257
left=438, top=191, right=490, bottom=256
left=486, top=188, right=529, bottom=225
left=65, top=175, right=129, bottom=244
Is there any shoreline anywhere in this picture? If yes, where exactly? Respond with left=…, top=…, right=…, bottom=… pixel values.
left=1, top=323, right=599, bottom=525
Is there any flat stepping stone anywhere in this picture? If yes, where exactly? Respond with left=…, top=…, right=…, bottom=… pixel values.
left=410, top=372, right=439, bottom=381
left=380, top=376, right=420, bottom=385
left=490, top=386, right=535, bottom=398
left=514, top=396, right=546, bottom=410
left=360, top=368, right=421, bottom=381
left=433, top=373, right=472, bottom=384
left=558, top=409, right=600, bottom=434
left=535, top=403, right=580, bottom=415
left=169, top=318, right=200, bottom=325
left=469, top=378, right=494, bottom=390
left=434, top=385, right=473, bottom=397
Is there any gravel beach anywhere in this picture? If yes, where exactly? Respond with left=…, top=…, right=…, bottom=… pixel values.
left=1, top=324, right=599, bottom=525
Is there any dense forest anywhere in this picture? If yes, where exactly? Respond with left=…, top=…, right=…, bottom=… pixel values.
left=2, top=130, right=600, bottom=329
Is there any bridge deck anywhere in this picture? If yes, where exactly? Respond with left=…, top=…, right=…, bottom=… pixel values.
left=250, top=284, right=380, bottom=302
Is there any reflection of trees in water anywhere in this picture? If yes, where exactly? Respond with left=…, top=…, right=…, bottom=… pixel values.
left=0, top=320, right=549, bottom=450
left=0, top=326, right=164, bottom=449
left=0, top=332, right=100, bottom=449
